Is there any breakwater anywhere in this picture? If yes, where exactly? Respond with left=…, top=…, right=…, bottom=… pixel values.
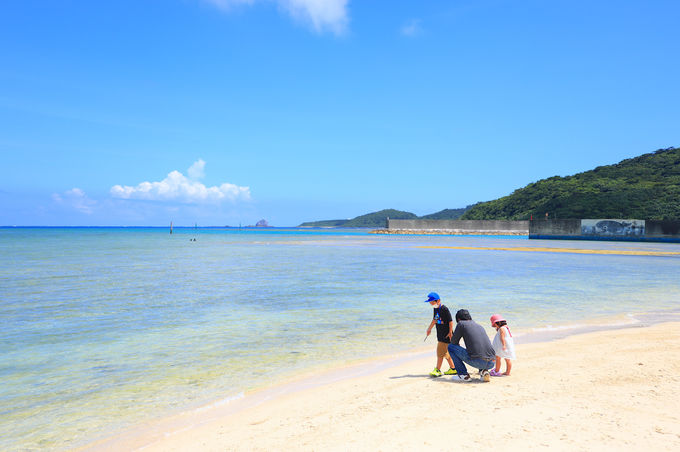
left=377, top=219, right=529, bottom=235
left=378, top=218, right=680, bottom=242
left=529, top=219, right=680, bottom=243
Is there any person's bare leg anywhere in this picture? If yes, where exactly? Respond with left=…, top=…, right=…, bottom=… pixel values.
left=503, top=358, right=512, bottom=376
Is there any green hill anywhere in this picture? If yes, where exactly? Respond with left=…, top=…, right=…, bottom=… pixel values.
left=461, top=147, right=680, bottom=220
left=299, top=209, right=417, bottom=228
left=343, top=209, right=417, bottom=227
left=419, top=208, right=468, bottom=220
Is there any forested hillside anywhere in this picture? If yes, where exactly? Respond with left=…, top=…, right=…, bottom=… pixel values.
left=419, top=208, right=468, bottom=220
left=461, top=147, right=680, bottom=220
left=299, top=209, right=417, bottom=227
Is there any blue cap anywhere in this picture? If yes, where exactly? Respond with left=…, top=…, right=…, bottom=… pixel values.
left=424, top=292, right=440, bottom=302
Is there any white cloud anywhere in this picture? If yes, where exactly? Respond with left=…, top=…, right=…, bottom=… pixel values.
left=188, top=159, right=206, bottom=180
left=401, top=19, right=422, bottom=37
left=52, top=188, right=97, bottom=214
left=283, top=0, right=348, bottom=34
left=204, top=0, right=349, bottom=35
left=110, top=160, right=251, bottom=204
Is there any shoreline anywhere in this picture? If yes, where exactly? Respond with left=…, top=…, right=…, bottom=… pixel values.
left=82, top=315, right=680, bottom=451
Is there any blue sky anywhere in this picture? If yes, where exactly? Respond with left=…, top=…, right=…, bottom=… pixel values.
left=1, top=0, right=678, bottom=226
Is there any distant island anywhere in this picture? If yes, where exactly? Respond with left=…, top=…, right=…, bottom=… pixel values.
left=299, top=146, right=679, bottom=228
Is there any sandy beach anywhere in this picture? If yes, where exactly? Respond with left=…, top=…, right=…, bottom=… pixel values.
left=86, top=321, right=680, bottom=451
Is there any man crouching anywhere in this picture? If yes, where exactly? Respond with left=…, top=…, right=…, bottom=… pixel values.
left=448, top=309, right=496, bottom=382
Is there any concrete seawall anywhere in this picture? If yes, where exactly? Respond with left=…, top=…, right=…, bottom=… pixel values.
left=379, top=218, right=680, bottom=242
left=381, top=219, right=529, bottom=235
left=529, top=219, right=680, bottom=243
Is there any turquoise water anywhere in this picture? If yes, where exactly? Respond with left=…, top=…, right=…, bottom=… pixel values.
left=1, top=227, right=679, bottom=450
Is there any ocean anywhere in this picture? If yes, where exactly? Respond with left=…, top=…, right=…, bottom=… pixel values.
left=1, top=227, right=679, bottom=450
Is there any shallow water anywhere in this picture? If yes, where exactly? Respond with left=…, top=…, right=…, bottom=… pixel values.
left=1, top=227, right=679, bottom=450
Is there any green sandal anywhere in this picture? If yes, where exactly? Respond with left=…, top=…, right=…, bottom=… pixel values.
left=429, top=368, right=443, bottom=377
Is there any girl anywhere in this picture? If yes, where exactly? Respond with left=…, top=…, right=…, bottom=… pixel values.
left=489, top=314, right=515, bottom=376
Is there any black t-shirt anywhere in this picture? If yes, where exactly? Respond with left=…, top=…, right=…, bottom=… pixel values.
left=433, top=304, right=453, bottom=343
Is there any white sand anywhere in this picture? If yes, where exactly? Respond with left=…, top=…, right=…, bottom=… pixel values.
left=86, top=322, right=680, bottom=451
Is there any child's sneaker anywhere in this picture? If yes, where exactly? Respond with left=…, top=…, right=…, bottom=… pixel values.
left=443, top=368, right=457, bottom=375
left=429, top=368, right=443, bottom=377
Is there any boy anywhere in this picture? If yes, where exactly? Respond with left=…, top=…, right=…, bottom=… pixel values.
left=424, top=292, right=457, bottom=377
